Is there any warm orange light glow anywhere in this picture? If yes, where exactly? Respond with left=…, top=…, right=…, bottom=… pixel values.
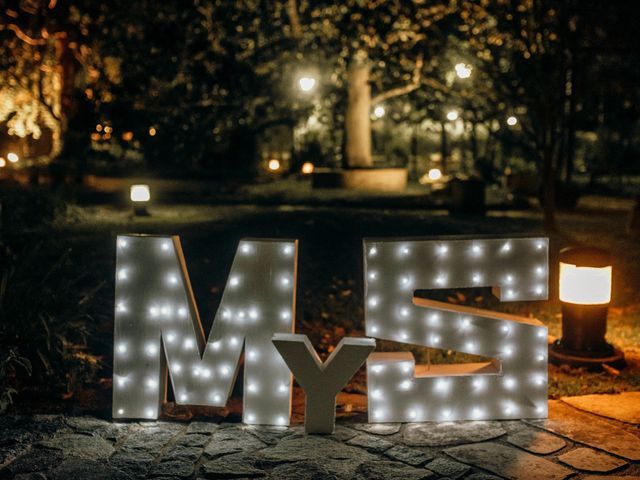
left=104, top=126, right=113, bottom=134
left=130, top=184, right=151, bottom=203
left=91, top=133, right=101, bottom=142
left=428, top=168, right=443, bottom=181
left=268, top=159, right=281, bottom=172
left=559, top=262, right=612, bottom=305
left=149, top=127, right=157, bottom=137
left=7, top=152, right=19, bottom=163
left=301, top=162, right=314, bottom=175
left=122, top=131, right=134, bottom=142
left=0, top=158, right=6, bottom=168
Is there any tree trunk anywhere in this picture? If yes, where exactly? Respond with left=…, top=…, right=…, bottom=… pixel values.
left=541, top=147, right=557, bottom=232
left=440, top=121, right=448, bottom=174
left=345, top=53, right=372, bottom=168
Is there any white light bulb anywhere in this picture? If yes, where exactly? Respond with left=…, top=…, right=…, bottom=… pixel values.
left=220, top=365, right=230, bottom=377
left=283, top=244, right=294, bottom=256
left=535, top=285, right=544, bottom=295
left=247, top=349, right=257, bottom=361
left=116, top=302, right=127, bottom=313
left=167, top=274, right=178, bottom=285
left=536, top=241, right=544, bottom=250
left=505, top=274, right=514, bottom=284
left=368, top=296, right=379, bottom=308
left=117, top=269, right=128, bottom=280
left=149, top=306, right=159, bottom=317
left=180, top=393, right=188, bottom=402
left=173, top=363, right=182, bottom=373
left=503, top=345, right=514, bottom=357
left=229, top=337, right=239, bottom=346
left=248, top=383, right=258, bottom=393
left=161, top=241, right=170, bottom=252
left=178, top=307, right=187, bottom=318
left=371, top=389, right=383, bottom=400
left=471, top=244, right=482, bottom=256
left=184, top=339, right=195, bottom=350
left=472, top=273, right=482, bottom=284
left=461, top=317, right=472, bottom=329
left=501, top=325, right=510, bottom=334
left=399, top=380, right=413, bottom=390
left=230, top=276, right=240, bottom=287
left=249, top=308, right=259, bottom=320
left=278, top=383, right=287, bottom=393
left=280, top=309, right=291, bottom=321
left=246, top=413, right=256, bottom=422
left=145, top=408, right=155, bottom=418
left=369, top=246, right=378, bottom=257
left=166, top=333, right=176, bottom=343
left=118, top=239, right=128, bottom=249
left=280, top=276, right=291, bottom=287
left=435, top=274, right=446, bottom=286
left=369, top=325, right=379, bottom=334
left=535, top=266, right=545, bottom=276
left=501, top=242, right=512, bottom=253
left=430, top=334, right=441, bottom=345
left=117, top=408, right=124, bottom=415
left=145, top=343, right=158, bottom=356
left=241, top=243, right=252, bottom=254
left=371, top=365, right=384, bottom=374
left=368, top=271, right=378, bottom=280
left=117, top=343, right=127, bottom=354
left=437, top=245, right=449, bottom=256
left=146, top=378, right=157, bottom=389
left=211, top=340, right=221, bottom=350
left=504, top=376, right=516, bottom=389
left=202, top=368, right=212, bottom=378
left=465, top=341, right=476, bottom=352
left=211, top=393, right=222, bottom=403
left=400, top=307, right=410, bottom=317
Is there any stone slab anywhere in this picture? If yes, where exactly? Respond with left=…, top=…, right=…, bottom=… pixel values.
left=507, top=429, right=566, bottom=454
left=351, top=423, right=401, bottom=436
left=445, top=442, right=572, bottom=480
left=258, top=436, right=377, bottom=479
left=356, top=460, right=435, bottom=480
left=561, top=393, right=640, bottom=424
left=346, top=433, right=394, bottom=453
left=526, top=400, right=640, bottom=461
left=558, top=448, right=627, bottom=473
left=384, top=445, right=433, bottom=466
left=403, top=421, right=506, bottom=447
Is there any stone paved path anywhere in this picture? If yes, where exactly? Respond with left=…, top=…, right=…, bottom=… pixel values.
left=1, top=400, right=639, bottom=479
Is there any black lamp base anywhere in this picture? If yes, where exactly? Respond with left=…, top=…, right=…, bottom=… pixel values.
left=549, top=340, right=625, bottom=371
left=133, top=206, right=151, bottom=217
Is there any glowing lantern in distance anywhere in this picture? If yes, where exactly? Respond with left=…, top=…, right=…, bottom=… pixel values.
left=301, top=162, right=314, bottom=175
left=428, top=168, right=443, bottom=181
left=130, top=185, right=151, bottom=216
left=268, top=159, right=281, bottom=172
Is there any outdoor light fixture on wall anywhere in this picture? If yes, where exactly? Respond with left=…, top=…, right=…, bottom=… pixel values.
left=130, top=184, right=151, bottom=216
left=550, top=246, right=624, bottom=369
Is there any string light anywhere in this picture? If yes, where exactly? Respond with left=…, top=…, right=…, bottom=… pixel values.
left=112, top=236, right=297, bottom=425
left=364, top=237, right=549, bottom=422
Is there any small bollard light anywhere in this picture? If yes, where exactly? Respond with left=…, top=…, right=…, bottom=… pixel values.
left=549, top=246, right=624, bottom=369
left=130, top=184, right=151, bottom=217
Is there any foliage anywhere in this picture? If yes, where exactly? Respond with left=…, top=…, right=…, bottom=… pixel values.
left=0, top=238, right=103, bottom=402
left=0, top=186, right=66, bottom=232
left=0, top=348, right=31, bottom=413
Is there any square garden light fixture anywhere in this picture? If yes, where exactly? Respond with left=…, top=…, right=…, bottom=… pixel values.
left=130, top=184, right=151, bottom=216
left=549, top=246, right=624, bottom=369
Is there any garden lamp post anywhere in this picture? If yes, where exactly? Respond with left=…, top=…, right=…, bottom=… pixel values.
left=130, top=184, right=151, bottom=217
left=549, top=246, right=625, bottom=369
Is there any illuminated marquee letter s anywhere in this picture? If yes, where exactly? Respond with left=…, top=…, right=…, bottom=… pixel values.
left=113, top=235, right=297, bottom=425
left=364, top=237, right=549, bottom=422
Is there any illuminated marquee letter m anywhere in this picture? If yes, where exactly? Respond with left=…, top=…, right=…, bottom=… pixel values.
left=113, top=235, right=297, bottom=425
